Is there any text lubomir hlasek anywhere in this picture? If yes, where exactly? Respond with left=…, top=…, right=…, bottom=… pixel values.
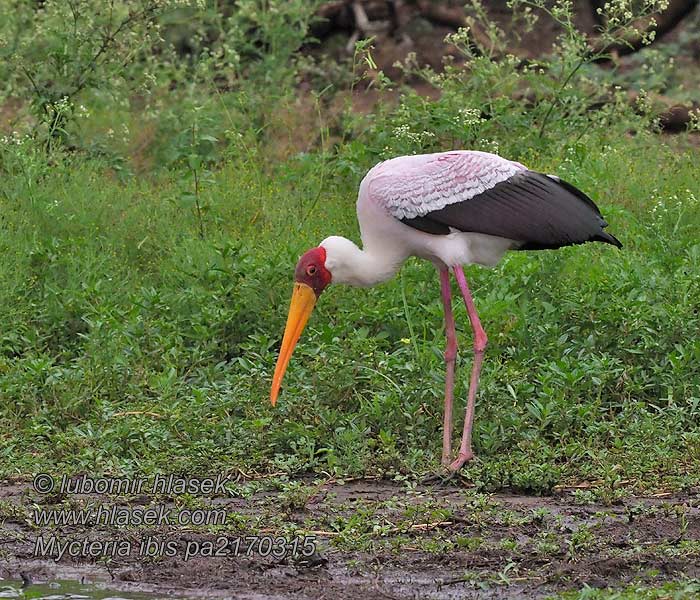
left=58, top=473, right=231, bottom=496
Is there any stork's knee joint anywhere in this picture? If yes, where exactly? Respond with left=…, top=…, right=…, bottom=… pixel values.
left=473, top=332, right=488, bottom=354
left=444, top=339, right=458, bottom=362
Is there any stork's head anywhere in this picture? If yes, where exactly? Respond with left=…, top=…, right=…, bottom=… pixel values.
left=294, top=246, right=332, bottom=296
left=270, top=246, right=332, bottom=406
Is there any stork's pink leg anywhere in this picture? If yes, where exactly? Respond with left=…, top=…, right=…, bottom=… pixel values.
left=450, top=265, right=488, bottom=471
left=439, top=267, right=458, bottom=467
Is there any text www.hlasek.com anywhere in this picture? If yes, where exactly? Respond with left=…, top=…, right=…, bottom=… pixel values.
left=33, top=504, right=225, bottom=527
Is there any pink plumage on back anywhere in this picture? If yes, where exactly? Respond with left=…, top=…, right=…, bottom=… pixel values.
left=363, top=151, right=526, bottom=220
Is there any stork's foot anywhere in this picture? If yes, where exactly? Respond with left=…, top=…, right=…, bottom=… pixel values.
left=448, top=450, right=474, bottom=472
left=423, top=452, right=477, bottom=483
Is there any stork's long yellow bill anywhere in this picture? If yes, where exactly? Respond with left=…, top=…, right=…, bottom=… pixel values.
left=270, top=282, right=317, bottom=406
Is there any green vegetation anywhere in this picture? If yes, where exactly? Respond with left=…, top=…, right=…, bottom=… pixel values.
left=0, top=0, right=698, bottom=499
left=1, top=131, right=696, bottom=491
left=552, top=580, right=700, bottom=599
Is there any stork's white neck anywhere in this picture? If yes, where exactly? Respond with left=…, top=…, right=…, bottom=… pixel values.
left=320, top=236, right=407, bottom=287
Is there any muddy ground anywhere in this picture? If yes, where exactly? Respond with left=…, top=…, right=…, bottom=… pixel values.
left=1, top=477, right=699, bottom=598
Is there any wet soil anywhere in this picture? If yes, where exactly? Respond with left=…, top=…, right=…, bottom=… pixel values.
left=1, top=478, right=699, bottom=598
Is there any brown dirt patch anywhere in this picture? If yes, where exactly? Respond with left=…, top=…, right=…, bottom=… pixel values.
left=1, top=478, right=698, bottom=598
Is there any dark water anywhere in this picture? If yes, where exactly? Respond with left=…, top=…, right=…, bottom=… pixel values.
left=0, top=579, right=169, bottom=600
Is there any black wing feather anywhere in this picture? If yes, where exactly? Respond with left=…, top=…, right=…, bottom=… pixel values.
left=401, top=170, right=622, bottom=250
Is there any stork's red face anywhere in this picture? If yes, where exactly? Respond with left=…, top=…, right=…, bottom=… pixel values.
left=270, top=247, right=332, bottom=406
left=293, top=247, right=332, bottom=297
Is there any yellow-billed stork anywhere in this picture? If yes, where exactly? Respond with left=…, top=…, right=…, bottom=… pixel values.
left=270, top=150, right=621, bottom=471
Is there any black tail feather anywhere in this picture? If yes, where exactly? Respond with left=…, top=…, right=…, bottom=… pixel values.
left=594, top=231, right=623, bottom=248
left=401, top=170, right=623, bottom=252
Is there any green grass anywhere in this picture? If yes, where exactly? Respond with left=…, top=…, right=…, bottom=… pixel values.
left=0, top=131, right=698, bottom=493
left=551, top=580, right=700, bottom=599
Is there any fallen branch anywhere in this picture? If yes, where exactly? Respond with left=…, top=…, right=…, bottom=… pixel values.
left=260, top=520, right=456, bottom=539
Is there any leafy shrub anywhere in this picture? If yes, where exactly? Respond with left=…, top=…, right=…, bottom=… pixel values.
left=0, top=0, right=320, bottom=157
left=339, top=0, right=674, bottom=167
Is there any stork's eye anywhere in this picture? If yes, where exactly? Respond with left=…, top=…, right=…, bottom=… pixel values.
left=306, top=265, right=317, bottom=276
